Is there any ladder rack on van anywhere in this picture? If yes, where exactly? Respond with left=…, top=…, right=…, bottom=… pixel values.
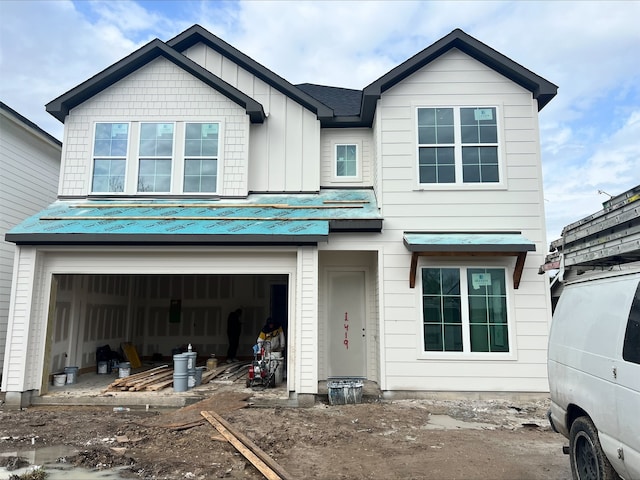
left=540, top=184, right=640, bottom=273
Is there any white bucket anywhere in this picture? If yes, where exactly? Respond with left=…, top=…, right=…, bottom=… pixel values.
left=118, top=362, right=131, bottom=378
left=98, top=361, right=108, bottom=374
left=53, top=374, right=66, bottom=387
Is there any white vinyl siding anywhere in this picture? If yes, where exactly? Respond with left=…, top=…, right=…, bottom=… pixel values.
left=320, top=129, right=373, bottom=187
left=371, top=47, right=551, bottom=392
left=0, top=109, right=60, bottom=378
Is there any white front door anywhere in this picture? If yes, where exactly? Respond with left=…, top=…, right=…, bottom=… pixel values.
left=327, top=270, right=366, bottom=378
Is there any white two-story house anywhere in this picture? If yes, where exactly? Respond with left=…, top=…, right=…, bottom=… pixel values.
left=2, top=25, right=556, bottom=408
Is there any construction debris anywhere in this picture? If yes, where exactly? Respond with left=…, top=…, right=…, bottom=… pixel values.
left=103, top=362, right=238, bottom=392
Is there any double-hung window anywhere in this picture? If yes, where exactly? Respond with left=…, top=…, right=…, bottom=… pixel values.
left=417, top=107, right=499, bottom=185
left=92, top=123, right=128, bottom=192
left=138, top=123, right=174, bottom=193
left=422, top=267, right=509, bottom=353
left=183, top=123, right=219, bottom=193
left=335, top=144, right=358, bottom=178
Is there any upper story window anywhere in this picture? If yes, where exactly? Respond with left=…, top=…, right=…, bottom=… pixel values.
left=138, top=123, right=174, bottom=193
left=421, top=267, right=509, bottom=354
left=335, top=144, right=358, bottom=178
left=417, top=107, right=499, bottom=185
left=92, top=123, right=128, bottom=193
left=184, top=123, right=219, bottom=193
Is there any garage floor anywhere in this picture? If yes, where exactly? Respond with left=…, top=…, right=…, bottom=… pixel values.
left=31, top=363, right=292, bottom=409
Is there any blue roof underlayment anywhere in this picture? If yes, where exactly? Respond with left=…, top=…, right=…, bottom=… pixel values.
left=6, top=189, right=381, bottom=245
left=403, top=232, right=535, bottom=252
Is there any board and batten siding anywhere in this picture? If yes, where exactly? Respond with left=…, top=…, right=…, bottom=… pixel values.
left=183, top=43, right=321, bottom=193
left=59, top=58, right=250, bottom=197
left=372, top=48, right=552, bottom=392
left=0, top=110, right=60, bottom=377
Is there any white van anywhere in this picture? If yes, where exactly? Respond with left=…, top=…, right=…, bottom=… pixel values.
left=548, top=268, right=640, bottom=480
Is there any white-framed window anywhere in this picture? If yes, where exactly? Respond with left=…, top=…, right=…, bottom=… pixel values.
left=137, top=122, right=174, bottom=193
left=91, top=123, right=129, bottom=192
left=421, top=266, right=510, bottom=353
left=183, top=122, right=219, bottom=193
left=335, top=144, right=358, bottom=178
left=417, top=107, right=500, bottom=185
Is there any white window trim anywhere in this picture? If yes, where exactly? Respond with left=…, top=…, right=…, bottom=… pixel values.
left=415, top=259, right=517, bottom=361
left=90, top=121, right=132, bottom=195
left=414, top=105, right=506, bottom=191
left=136, top=121, right=176, bottom=194
left=332, top=141, right=362, bottom=182
left=180, top=121, right=221, bottom=195
left=89, top=120, right=223, bottom=196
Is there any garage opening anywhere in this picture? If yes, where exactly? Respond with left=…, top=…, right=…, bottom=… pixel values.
left=46, top=273, right=289, bottom=384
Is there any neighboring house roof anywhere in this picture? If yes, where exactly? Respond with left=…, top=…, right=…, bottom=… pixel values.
left=1, top=102, right=62, bottom=147
left=45, top=39, right=266, bottom=124
left=166, top=25, right=334, bottom=121
left=5, top=189, right=382, bottom=246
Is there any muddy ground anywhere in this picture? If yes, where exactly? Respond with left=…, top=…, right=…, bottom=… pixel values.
left=0, top=391, right=572, bottom=480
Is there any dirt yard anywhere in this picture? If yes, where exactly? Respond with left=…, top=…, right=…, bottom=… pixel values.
left=0, top=391, right=572, bottom=480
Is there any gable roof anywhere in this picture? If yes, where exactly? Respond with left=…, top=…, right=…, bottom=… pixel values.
left=356, top=28, right=557, bottom=126
left=166, top=25, right=334, bottom=121
left=46, top=39, right=266, bottom=124
left=45, top=26, right=556, bottom=129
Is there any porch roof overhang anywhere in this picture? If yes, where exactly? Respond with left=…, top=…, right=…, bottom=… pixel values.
left=5, top=190, right=382, bottom=246
left=403, top=231, right=536, bottom=289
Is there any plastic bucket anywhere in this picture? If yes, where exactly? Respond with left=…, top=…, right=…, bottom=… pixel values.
left=97, top=361, right=108, bottom=374
left=53, top=374, right=66, bottom=387
left=173, top=354, right=189, bottom=392
left=118, top=362, right=131, bottom=378
left=195, top=366, right=206, bottom=386
left=64, top=366, right=79, bottom=384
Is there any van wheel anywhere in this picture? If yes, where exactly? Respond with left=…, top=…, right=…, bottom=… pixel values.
left=569, top=416, right=620, bottom=480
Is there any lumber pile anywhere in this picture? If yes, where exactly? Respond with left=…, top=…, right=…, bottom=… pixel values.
left=103, top=362, right=243, bottom=392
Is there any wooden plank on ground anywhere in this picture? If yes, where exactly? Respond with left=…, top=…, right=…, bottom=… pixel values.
left=201, top=410, right=293, bottom=480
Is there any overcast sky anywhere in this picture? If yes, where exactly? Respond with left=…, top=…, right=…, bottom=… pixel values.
left=1, top=0, right=639, bottom=246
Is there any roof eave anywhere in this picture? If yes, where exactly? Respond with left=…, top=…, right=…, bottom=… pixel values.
left=46, top=39, right=266, bottom=124
left=362, top=28, right=557, bottom=114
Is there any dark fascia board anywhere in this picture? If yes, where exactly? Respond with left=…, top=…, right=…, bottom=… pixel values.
left=46, top=39, right=265, bottom=124
left=5, top=232, right=324, bottom=246
left=167, top=25, right=334, bottom=121
left=360, top=28, right=558, bottom=124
